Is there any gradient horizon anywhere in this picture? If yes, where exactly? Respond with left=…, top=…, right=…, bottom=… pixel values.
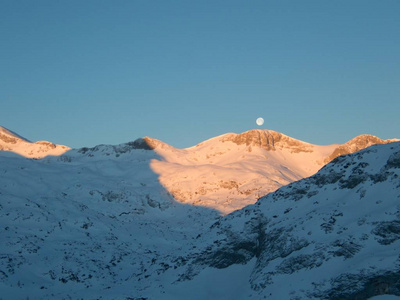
left=1, top=1, right=399, bottom=148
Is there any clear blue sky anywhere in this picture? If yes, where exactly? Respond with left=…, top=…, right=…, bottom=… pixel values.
left=1, top=1, right=399, bottom=148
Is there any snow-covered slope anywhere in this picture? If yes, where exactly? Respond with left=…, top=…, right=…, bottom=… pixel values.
left=0, top=126, right=70, bottom=158
left=1, top=127, right=395, bottom=214
left=54, top=129, right=395, bottom=214
left=0, top=143, right=221, bottom=299
left=150, top=130, right=338, bottom=214
left=152, top=141, right=400, bottom=299
left=1, top=136, right=399, bottom=299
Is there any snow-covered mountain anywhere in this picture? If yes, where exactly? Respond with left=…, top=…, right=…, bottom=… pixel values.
left=0, top=126, right=70, bottom=158
left=56, top=129, right=396, bottom=214
left=0, top=134, right=222, bottom=299
left=0, top=126, right=397, bottom=214
left=167, top=141, right=400, bottom=299
left=1, top=129, right=399, bottom=299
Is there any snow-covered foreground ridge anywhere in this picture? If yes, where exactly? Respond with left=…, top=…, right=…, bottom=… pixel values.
left=1, top=133, right=400, bottom=298
left=2, top=125, right=396, bottom=214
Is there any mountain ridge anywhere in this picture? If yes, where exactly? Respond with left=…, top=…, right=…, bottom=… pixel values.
left=0, top=125, right=31, bottom=142
left=1, top=125, right=397, bottom=158
left=0, top=126, right=70, bottom=158
left=1, top=134, right=399, bottom=299
left=1, top=126, right=397, bottom=214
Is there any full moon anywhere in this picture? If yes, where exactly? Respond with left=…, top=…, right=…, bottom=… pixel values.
left=256, top=117, right=264, bottom=126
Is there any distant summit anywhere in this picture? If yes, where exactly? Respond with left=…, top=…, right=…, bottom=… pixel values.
left=220, top=129, right=314, bottom=153
left=0, top=126, right=70, bottom=158
left=324, top=134, right=398, bottom=163
left=0, top=126, right=30, bottom=143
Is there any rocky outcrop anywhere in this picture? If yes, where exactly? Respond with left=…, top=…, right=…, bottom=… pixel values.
left=0, top=126, right=30, bottom=143
left=222, top=130, right=279, bottom=150
left=77, top=137, right=168, bottom=157
left=34, top=141, right=57, bottom=149
left=324, top=134, right=393, bottom=164
left=222, top=129, right=314, bottom=153
left=0, top=132, right=19, bottom=144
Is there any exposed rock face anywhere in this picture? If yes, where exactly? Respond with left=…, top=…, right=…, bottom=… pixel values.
left=34, top=141, right=56, bottom=149
left=224, top=130, right=396, bottom=158
left=317, top=271, right=400, bottom=299
left=223, top=130, right=279, bottom=150
left=0, top=126, right=30, bottom=143
left=76, top=137, right=169, bottom=158
left=128, top=137, right=166, bottom=150
left=0, top=132, right=19, bottom=144
left=222, top=129, right=314, bottom=153
left=324, top=134, right=392, bottom=164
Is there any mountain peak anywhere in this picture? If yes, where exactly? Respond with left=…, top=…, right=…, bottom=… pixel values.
left=0, top=126, right=30, bottom=143
left=221, top=129, right=313, bottom=153
left=141, top=136, right=169, bottom=150
left=128, top=137, right=158, bottom=150
left=128, top=136, right=172, bottom=151
left=0, top=125, right=70, bottom=158
left=324, top=134, right=395, bottom=164
left=221, top=129, right=279, bottom=150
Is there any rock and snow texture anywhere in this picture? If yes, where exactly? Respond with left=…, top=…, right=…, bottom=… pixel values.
left=0, top=126, right=396, bottom=214
left=0, top=123, right=399, bottom=299
left=149, top=130, right=339, bottom=214
left=0, top=126, right=70, bottom=158
left=0, top=142, right=221, bottom=299
left=56, top=129, right=395, bottom=214
left=154, top=141, right=400, bottom=299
